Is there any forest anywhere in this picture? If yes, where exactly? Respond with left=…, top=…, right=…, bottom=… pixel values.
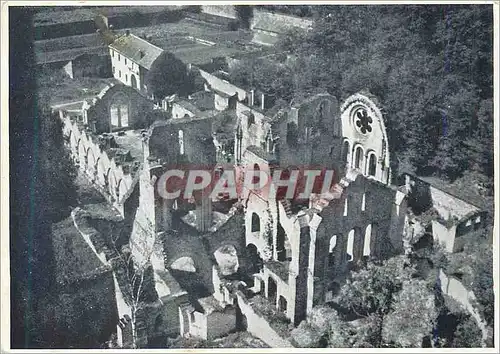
left=230, top=5, right=494, bottom=188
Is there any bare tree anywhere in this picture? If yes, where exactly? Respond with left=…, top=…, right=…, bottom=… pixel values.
left=109, top=222, right=156, bottom=349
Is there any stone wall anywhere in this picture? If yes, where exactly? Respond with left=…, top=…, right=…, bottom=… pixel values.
left=62, top=112, right=137, bottom=216
left=438, top=269, right=489, bottom=346
left=35, top=20, right=96, bottom=40
left=235, top=291, right=294, bottom=348
left=313, top=172, right=404, bottom=303
left=201, top=5, right=238, bottom=19
left=58, top=210, right=120, bottom=347
left=274, top=94, right=341, bottom=170
left=146, top=118, right=216, bottom=166
left=203, top=207, right=246, bottom=258
left=432, top=220, right=457, bottom=253
left=83, top=83, right=155, bottom=134
left=63, top=53, right=112, bottom=79
left=207, top=308, right=237, bottom=340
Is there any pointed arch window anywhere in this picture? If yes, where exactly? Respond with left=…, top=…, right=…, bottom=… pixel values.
left=251, top=213, right=260, bottom=233
left=347, top=230, right=355, bottom=262
left=354, top=146, right=363, bottom=170
left=367, top=153, right=377, bottom=176
left=328, top=235, right=337, bottom=266
left=342, top=140, right=350, bottom=164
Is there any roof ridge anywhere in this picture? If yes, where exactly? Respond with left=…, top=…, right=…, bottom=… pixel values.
left=129, top=33, right=165, bottom=52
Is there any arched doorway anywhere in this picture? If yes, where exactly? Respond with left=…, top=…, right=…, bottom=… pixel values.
left=251, top=213, right=260, bottom=233
left=276, top=222, right=289, bottom=261
left=78, top=140, right=86, bottom=169
left=246, top=243, right=263, bottom=274
left=278, top=295, right=288, bottom=313
left=267, top=277, right=277, bottom=306
left=130, top=74, right=137, bottom=89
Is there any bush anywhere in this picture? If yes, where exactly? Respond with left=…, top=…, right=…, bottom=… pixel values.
left=452, top=315, right=482, bottom=348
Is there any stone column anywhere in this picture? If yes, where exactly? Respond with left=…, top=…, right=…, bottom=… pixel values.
left=196, top=190, right=213, bottom=232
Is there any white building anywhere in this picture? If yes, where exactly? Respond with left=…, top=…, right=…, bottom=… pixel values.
left=109, top=31, right=164, bottom=93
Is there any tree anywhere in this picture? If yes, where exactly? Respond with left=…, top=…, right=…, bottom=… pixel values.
left=330, top=256, right=439, bottom=348
left=235, top=5, right=253, bottom=29
left=469, top=244, right=494, bottom=327
left=10, top=7, right=78, bottom=347
left=276, top=4, right=493, bottom=180
left=108, top=221, right=158, bottom=349
left=229, top=58, right=295, bottom=106
left=335, top=256, right=413, bottom=317
left=466, top=98, right=494, bottom=178
left=38, top=106, right=78, bottom=222
left=451, top=314, right=483, bottom=348
left=381, top=279, right=438, bottom=347
left=145, top=52, right=193, bottom=102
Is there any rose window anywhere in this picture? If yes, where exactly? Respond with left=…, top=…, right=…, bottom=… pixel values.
left=354, top=108, right=373, bottom=134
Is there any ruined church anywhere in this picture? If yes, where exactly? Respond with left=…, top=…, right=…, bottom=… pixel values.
left=55, top=42, right=485, bottom=347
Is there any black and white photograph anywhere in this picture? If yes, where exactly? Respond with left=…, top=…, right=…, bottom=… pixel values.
left=3, top=1, right=498, bottom=351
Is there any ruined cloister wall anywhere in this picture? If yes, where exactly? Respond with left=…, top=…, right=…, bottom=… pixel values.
left=62, top=112, right=137, bottom=217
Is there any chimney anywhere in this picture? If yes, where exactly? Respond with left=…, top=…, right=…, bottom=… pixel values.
left=139, top=50, right=145, bottom=59
left=261, top=93, right=265, bottom=110
left=249, top=89, right=255, bottom=106
left=126, top=29, right=130, bottom=36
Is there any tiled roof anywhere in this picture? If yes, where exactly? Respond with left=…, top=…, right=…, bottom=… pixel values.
left=251, top=10, right=312, bottom=34
left=110, top=33, right=164, bottom=70
left=403, top=172, right=491, bottom=212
